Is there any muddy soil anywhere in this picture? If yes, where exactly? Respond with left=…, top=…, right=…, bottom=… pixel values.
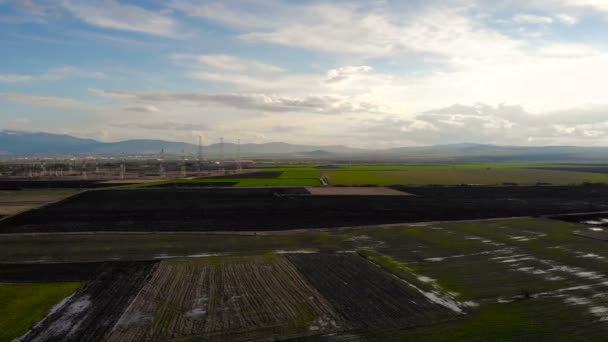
left=286, top=253, right=457, bottom=330
left=22, top=261, right=156, bottom=342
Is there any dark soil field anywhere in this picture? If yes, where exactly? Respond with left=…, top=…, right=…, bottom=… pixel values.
left=22, top=261, right=156, bottom=342
left=549, top=212, right=608, bottom=227
left=287, top=253, right=459, bottom=331
left=2, top=185, right=608, bottom=233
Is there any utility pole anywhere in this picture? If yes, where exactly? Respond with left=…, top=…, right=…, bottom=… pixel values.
left=198, top=136, right=203, bottom=176
left=181, top=149, right=187, bottom=178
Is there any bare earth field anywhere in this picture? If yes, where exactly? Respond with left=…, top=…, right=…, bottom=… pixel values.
left=109, top=256, right=347, bottom=342
left=0, top=190, right=78, bottom=216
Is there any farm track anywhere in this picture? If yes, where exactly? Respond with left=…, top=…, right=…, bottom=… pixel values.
left=2, top=185, right=608, bottom=233
left=22, top=261, right=156, bottom=342
left=108, top=257, right=347, bottom=342
left=286, top=253, right=458, bottom=331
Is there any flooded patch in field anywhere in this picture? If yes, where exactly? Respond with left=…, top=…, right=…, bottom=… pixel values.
left=564, top=296, right=592, bottom=305
left=583, top=218, right=608, bottom=225
left=275, top=249, right=319, bottom=254
left=417, top=275, right=435, bottom=283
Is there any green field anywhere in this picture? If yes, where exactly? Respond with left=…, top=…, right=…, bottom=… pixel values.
left=326, top=168, right=608, bottom=185
left=0, top=282, right=81, bottom=342
left=262, top=163, right=608, bottom=186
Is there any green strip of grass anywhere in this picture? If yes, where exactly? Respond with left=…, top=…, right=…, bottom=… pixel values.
left=0, top=282, right=82, bottom=342
left=235, top=178, right=321, bottom=187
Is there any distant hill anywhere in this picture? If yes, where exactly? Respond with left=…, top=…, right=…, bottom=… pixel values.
left=1, top=130, right=608, bottom=162
left=0, top=131, right=360, bottom=157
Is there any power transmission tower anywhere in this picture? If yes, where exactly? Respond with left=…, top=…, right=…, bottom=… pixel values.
left=237, top=139, right=242, bottom=172
left=159, top=148, right=166, bottom=178
left=181, top=149, right=187, bottom=178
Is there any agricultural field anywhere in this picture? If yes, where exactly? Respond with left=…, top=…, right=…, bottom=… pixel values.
left=3, top=218, right=608, bottom=340
left=287, top=253, right=460, bottom=331
left=21, top=262, right=156, bottom=342
left=108, top=256, right=347, bottom=341
left=0, top=282, right=81, bottom=342
left=2, top=185, right=608, bottom=233
left=264, top=163, right=608, bottom=186
left=0, top=190, right=78, bottom=217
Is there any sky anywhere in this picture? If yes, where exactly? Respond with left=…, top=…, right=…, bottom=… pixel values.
left=1, top=0, right=608, bottom=148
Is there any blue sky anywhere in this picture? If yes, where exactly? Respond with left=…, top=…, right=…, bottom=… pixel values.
left=1, top=0, right=608, bottom=147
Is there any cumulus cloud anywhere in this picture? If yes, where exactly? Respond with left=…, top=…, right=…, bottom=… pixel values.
left=359, top=103, right=608, bottom=146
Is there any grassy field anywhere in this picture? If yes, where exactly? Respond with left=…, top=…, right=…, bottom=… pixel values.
left=262, top=163, right=608, bottom=186
left=118, top=163, right=608, bottom=188
left=324, top=168, right=608, bottom=185
left=0, top=282, right=81, bottom=342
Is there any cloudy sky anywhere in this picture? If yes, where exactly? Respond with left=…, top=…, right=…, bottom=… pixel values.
left=1, top=0, right=608, bottom=148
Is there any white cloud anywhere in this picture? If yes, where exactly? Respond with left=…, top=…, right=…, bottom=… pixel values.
left=0, top=66, right=105, bottom=83
left=168, top=0, right=280, bottom=29
left=513, top=14, right=554, bottom=24
left=326, top=66, right=373, bottom=83
left=0, top=92, right=87, bottom=108
left=60, top=0, right=180, bottom=37
left=124, top=105, right=160, bottom=113
left=174, top=54, right=283, bottom=73
left=555, top=13, right=578, bottom=25
left=0, top=74, right=34, bottom=83
left=99, top=90, right=389, bottom=115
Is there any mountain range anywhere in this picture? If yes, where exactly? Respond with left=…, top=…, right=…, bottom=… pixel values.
left=1, top=130, right=608, bottom=162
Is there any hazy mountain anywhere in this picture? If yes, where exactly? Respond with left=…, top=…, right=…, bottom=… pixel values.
left=0, top=131, right=360, bottom=156
left=2, top=131, right=608, bottom=162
